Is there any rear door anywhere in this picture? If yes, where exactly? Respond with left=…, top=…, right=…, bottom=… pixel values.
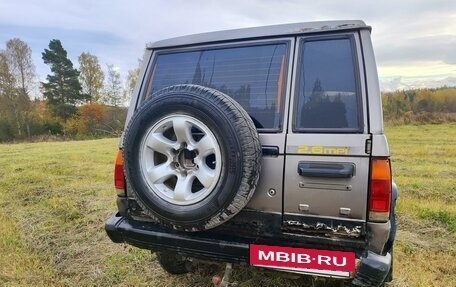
left=283, top=33, right=371, bottom=225
left=146, top=39, right=293, bottom=214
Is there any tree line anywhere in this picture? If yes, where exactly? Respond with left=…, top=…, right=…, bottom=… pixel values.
left=382, top=87, right=456, bottom=124
left=1, top=37, right=455, bottom=142
left=0, top=38, right=140, bottom=141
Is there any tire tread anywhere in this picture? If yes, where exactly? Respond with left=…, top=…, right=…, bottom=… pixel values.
left=123, top=84, right=261, bottom=231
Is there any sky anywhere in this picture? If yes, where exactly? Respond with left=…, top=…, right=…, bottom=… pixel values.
left=0, top=0, right=455, bottom=91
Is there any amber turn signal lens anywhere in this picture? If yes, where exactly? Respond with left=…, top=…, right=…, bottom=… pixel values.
left=368, top=158, right=392, bottom=222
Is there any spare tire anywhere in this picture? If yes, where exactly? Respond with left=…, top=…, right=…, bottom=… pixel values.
left=123, top=84, right=261, bottom=231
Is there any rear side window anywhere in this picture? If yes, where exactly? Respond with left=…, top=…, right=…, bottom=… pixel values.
left=148, top=42, right=289, bottom=130
left=294, top=37, right=362, bottom=132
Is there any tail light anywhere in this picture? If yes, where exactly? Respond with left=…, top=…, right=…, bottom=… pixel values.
left=114, top=150, right=125, bottom=195
left=368, top=157, right=392, bottom=222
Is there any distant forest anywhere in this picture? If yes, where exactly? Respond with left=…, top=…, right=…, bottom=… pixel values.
left=382, top=86, right=456, bottom=124
left=1, top=38, right=455, bottom=142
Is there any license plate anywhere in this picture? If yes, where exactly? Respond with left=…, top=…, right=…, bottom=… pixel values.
left=250, top=244, right=355, bottom=278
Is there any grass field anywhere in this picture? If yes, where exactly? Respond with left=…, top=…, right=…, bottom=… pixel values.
left=0, top=123, right=455, bottom=287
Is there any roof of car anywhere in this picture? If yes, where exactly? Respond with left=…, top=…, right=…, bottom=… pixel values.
left=148, top=20, right=369, bottom=49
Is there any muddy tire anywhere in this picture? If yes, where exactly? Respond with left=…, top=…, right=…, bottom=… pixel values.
left=123, top=84, right=261, bottom=231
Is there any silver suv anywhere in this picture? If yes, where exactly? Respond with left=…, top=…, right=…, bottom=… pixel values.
left=106, top=20, right=397, bottom=287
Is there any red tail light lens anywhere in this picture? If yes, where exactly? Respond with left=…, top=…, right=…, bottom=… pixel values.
left=369, top=158, right=392, bottom=222
left=114, top=150, right=125, bottom=191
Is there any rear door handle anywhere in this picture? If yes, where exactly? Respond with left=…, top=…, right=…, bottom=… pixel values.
left=298, top=162, right=355, bottom=178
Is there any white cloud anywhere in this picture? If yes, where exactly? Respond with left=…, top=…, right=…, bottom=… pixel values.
left=0, top=0, right=455, bottom=83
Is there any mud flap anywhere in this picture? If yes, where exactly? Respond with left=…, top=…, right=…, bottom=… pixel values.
left=346, top=251, right=391, bottom=287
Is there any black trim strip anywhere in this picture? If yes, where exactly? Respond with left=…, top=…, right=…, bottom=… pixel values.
left=262, top=146, right=280, bottom=157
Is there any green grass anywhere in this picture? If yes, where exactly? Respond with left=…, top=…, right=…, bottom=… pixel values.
left=0, top=124, right=455, bottom=286
left=417, top=209, right=456, bottom=232
left=386, top=123, right=456, bottom=287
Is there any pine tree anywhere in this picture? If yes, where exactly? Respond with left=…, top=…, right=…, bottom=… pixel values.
left=42, top=39, right=88, bottom=122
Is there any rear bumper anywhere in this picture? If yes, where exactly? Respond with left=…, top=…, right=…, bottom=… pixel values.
left=106, top=212, right=391, bottom=285
left=105, top=212, right=248, bottom=263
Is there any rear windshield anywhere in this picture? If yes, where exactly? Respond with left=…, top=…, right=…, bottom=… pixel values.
left=294, top=37, right=362, bottom=132
left=147, top=42, right=289, bottom=130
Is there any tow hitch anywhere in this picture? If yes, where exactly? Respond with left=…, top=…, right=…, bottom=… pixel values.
left=212, top=263, right=239, bottom=287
